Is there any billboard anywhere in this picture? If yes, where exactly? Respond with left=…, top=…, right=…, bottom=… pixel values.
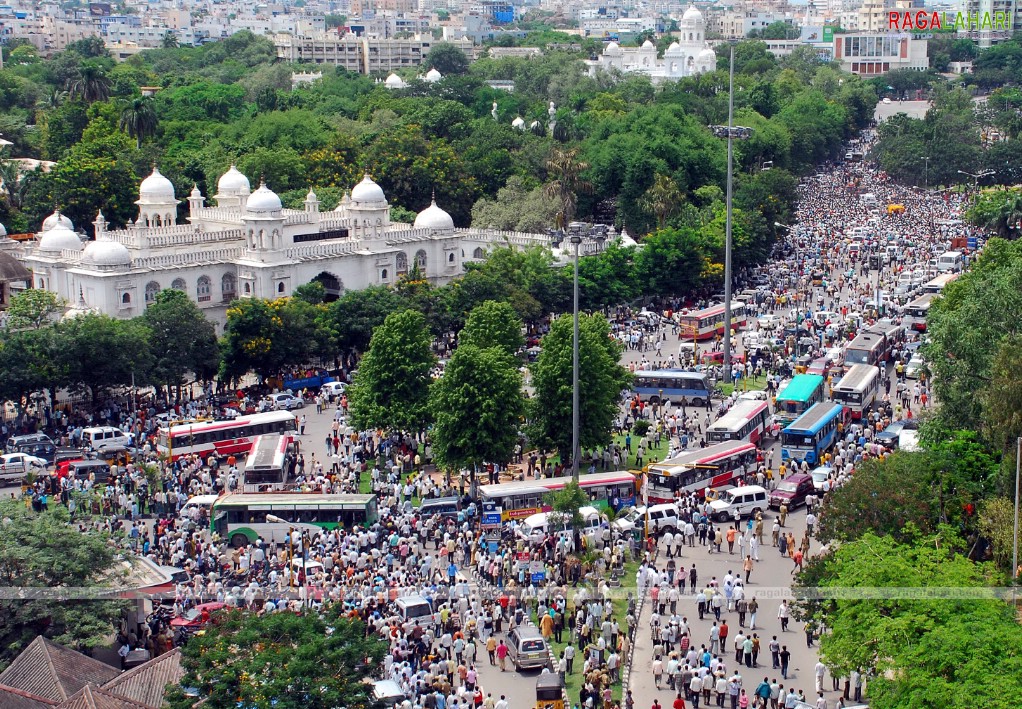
left=800, top=25, right=835, bottom=42
left=89, top=2, right=111, bottom=16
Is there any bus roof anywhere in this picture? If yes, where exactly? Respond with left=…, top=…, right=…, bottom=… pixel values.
left=846, top=332, right=884, bottom=351
left=479, top=471, right=635, bottom=497
left=707, top=400, right=769, bottom=432
left=247, top=434, right=289, bottom=470
left=776, top=374, right=825, bottom=404
left=213, top=493, right=375, bottom=507
left=923, top=273, right=958, bottom=291
left=162, top=411, right=296, bottom=436
left=783, top=402, right=844, bottom=434
left=633, top=370, right=708, bottom=381
left=832, top=364, right=880, bottom=392
left=678, top=302, right=745, bottom=319
left=906, top=293, right=936, bottom=309
left=649, top=441, right=756, bottom=474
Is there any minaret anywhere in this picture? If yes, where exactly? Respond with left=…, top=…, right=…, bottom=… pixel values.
left=304, top=188, right=320, bottom=224
left=188, top=184, right=204, bottom=216
left=93, top=211, right=106, bottom=239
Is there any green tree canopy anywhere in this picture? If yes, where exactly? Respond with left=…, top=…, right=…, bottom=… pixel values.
left=143, top=289, right=219, bottom=390
left=458, top=300, right=525, bottom=358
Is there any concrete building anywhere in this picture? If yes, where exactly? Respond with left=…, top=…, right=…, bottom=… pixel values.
left=833, top=32, right=929, bottom=75
left=273, top=32, right=473, bottom=72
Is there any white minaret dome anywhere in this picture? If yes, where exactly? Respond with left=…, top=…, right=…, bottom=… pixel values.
left=425, top=67, right=443, bottom=82
left=333, top=191, right=351, bottom=212
left=217, top=165, right=251, bottom=195
left=666, top=41, right=682, bottom=55
left=698, top=48, right=717, bottom=63
left=38, top=224, right=82, bottom=253
left=245, top=182, right=282, bottom=212
left=351, top=174, right=386, bottom=203
left=385, top=73, right=407, bottom=89
left=642, top=39, right=656, bottom=49
left=139, top=166, right=175, bottom=201
left=683, top=5, right=704, bottom=23
left=42, top=210, right=73, bottom=232
left=413, top=199, right=454, bottom=230
left=605, top=41, right=621, bottom=55
left=0, top=222, right=8, bottom=237
left=82, top=238, right=131, bottom=267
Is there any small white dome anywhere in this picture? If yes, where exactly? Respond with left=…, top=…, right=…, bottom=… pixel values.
left=642, top=39, right=656, bottom=49
left=333, top=191, right=351, bottom=212
left=82, top=239, right=131, bottom=267
left=511, top=116, right=526, bottom=129
left=217, top=165, right=251, bottom=195
left=683, top=5, right=704, bottom=23
left=385, top=73, right=406, bottom=88
left=351, top=174, right=387, bottom=203
left=42, top=210, right=73, bottom=232
left=425, top=67, right=442, bottom=82
left=245, top=182, right=282, bottom=213
left=0, top=222, right=7, bottom=237
left=413, top=200, right=454, bottom=230
left=604, top=41, right=621, bottom=55
left=139, top=166, right=175, bottom=201
left=190, top=184, right=202, bottom=199
left=698, top=47, right=716, bottom=63
left=38, top=224, right=82, bottom=253
left=666, top=41, right=682, bottom=55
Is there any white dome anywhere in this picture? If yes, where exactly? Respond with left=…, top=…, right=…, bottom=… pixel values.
left=605, top=41, right=621, bottom=55
left=38, top=224, right=82, bottom=253
left=425, top=67, right=442, bottom=82
left=666, top=41, right=682, bottom=55
left=139, top=166, right=175, bottom=201
left=642, top=39, right=656, bottom=49
left=698, top=48, right=716, bottom=62
left=351, top=174, right=386, bottom=203
left=0, top=222, right=7, bottom=237
left=246, top=182, right=282, bottom=213
left=385, top=73, right=406, bottom=88
left=42, top=210, right=73, bottom=232
left=682, top=5, right=704, bottom=23
left=217, top=165, right=251, bottom=195
left=414, top=200, right=454, bottom=230
left=82, top=238, right=131, bottom=267
left=333, top=191, right=351, bottom=212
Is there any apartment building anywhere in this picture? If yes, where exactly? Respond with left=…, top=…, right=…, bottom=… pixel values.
left=273, top=32, right=473, bottom=73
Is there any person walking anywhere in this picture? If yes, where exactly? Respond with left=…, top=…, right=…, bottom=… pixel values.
left=743, top=555, right=754, bottom=583
left=779, top=647, right=791, bottom=680
left=496, top=639, right=509, bottom=672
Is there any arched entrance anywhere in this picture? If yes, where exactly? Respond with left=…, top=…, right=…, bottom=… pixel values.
left=311, top=272, right=343, bottom=302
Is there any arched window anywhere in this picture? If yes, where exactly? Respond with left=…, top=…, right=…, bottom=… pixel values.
left=381, top=269, right=388, bottom=281
left=121, top=292, right=131, bottom=304
left=222, top=273, right=237, bottom=300
left=448, top=253, right=455, bottom=263
left=395, top=251, right=408, bottom=275
left=473, top=247, right=485, bottom=259
left=145, top=281, right=160, bottom=305
left=414, top=249, right=427, bottom=270
left=243, top=282, right=251, bottom=294
left=277, top=282, right=285, bottom=294
left=197, top=275, right=212, bottom=302
left=171, top=278, right=186, bottom=292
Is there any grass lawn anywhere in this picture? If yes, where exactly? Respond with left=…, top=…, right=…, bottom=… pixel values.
left=717, top=373, right=768, bottom=397
left=526, top=559, right=641, bottom=704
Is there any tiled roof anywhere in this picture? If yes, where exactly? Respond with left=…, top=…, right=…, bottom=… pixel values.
left=0, top=682, right=59, bottom=709
left=0, top=638, right=120, bottom=702
left=101, top=649, right=184, bottom=708
left=56, top=685, right=153, bottom=709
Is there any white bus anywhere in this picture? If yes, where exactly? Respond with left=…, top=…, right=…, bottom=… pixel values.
left=644, top=441, right=758, bottom=504
left=830, top=364, right=881, bottom=420
left=242, top=434, right=298, bottom=492
left=211, top=493, right=378, bottom=547
left=706, top=400, right=772, bottom=445
left=157, top=411, right=297, bottom=461
left=921, top=273, right=958, bottom=294
left=903, top=293, right=936, bottom=333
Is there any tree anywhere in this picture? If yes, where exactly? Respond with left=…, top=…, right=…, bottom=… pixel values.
left=322, top=286, right=405, bottom=354
left=528, top=313, right=631, bottom=459
left=546, top=481, right=589, bottom=531
left=429, top=344, right=524, bottom=473
left=640, top=173, right=683, bottom=229
left=143, top=289, right=219, bottom=393
left=965, top=186, right=1022, bottom=239
left=458, top=300, right=525, bottom=359
left=796, top=532, right=1022, bottom=709
left=4, top=290, right=62, bottom=330
left=0, top=499, right=124, bottom=665
left=544, top=146, right=592, bottom=230
left=118, top=96, right=158, bottom=149
left=65, top=63, right=111, bottom=104
left=347, top=309, right=435, bottom=432
left=633, top=226, right=706, bottom=298
left=161, top=31, right=179, bottom=49
left=470, top=175, right=560, bottom=233
left=57, top=314, right=153, bottom=405
left=220, top=298, right=329, bottom=382
left=425, top=42, right=470, bottom=75
left=167, top=607, right=386, bottom=709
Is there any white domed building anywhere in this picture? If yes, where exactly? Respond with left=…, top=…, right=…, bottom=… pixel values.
left=17, top=165, right=554, bottom=326
left=587, top=7, right=716, bottom=82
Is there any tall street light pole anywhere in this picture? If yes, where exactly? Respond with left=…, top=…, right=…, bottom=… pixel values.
left=921, top=156, right=930, bottom=190
left=1013, top=436, right=1020, bottom=585
left=571, top=231, right=582, bottom=482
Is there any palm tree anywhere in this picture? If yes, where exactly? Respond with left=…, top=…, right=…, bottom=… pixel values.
left=544, top=146, right=593, bottom=231
left=0, top=159, right=27, bottom=209
left=980, top=189, right=1022, bottom=239
left=161, top=31, right=179, bottom=49
left=119, top=97, right=159, bottom=149
left=641, top=173, right=683, bottom=229
left=36, top=88, right=68, bottom=111
left=65, top=64, right=111, bottom=104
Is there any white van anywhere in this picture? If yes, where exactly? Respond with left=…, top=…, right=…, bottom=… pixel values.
left=517, top=506, right=601, bottom=544
left=178, top=494, right=220, bottom=521
left=708, top=485, right=768, bottom=522
left=394, top=595, right=435, bottom=630
left=639, top=503, right=682, bottom=533
left=936, top=251, right=963, bottom=273
left=81, top=426, right=132, bottom=452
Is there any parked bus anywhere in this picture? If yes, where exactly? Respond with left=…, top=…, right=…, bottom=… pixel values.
left=242, top=433, right=298, bottom=492
left=677, top=302, right=747, bottom=340
left=830, top=364, right=881, bottom=420
left=706, top=400, right=772, bottom=445
left=864, top=321, right=906, bottom=362
left=644, top=441, right=758, bottom=504
left=632, top=370, right=714, bottom=406
left=921, top=273, right=958, bottom=294
left=781, top=402, right=845, bottom=465
left=903, top=293, right=936, bottom=332
left=211, top=493, right=378, bottom=547
left=774, top=374, right=825, bottom=426
left=157, top=411, right=297, bottom=461
left=479, top=471, right=638, bottom=521
left=843, top=331, right=887, bottom=371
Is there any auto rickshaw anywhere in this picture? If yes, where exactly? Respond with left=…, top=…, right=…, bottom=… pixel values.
left=887, top=204, right=905, bottom=215
left=535, top=673, right=564, bottom=709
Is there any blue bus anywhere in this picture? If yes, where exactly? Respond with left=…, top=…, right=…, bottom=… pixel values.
left=781, top=401, right=845, bottom=465
left=632, top=370, right=713, bottom=407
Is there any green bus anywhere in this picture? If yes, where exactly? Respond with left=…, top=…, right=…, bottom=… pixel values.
left=774, top=374, right=825, bottom=426
left=211, top=493, right=378, bottom=547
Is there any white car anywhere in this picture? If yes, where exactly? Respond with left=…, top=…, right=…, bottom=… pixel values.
left=757, top=314, right=782, bottom=330
left=0, top=452, right=47, bottom=481
left=905, top=354, right=925, bottom=379
left=320, top=381, right=345, bottom=401
left=267, top=393, right=304, bottom=410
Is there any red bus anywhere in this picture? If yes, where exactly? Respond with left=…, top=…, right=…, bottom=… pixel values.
left=677, top=302, right=748, bottom=340
left=156, top=411, right=297, bottom=461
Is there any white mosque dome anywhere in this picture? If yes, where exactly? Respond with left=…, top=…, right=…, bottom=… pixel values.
left=698, top=47, right=717, bottom=63
left=139, top=166, right=175, bottom=201
left=683, top=5, right=704, bottom=23
left=82, top=238, right=131, bottom=267
left=42, top=210, right=73, bottom=232
left=245, top=182, right=282, bottom=213
left=385, top=73, right=407, bottom=89
left=38, top=224, right=82, bottom=253
left=413, top=200, right=454, bottom=230
left=425, top=67, right=443, bottom=82
left=0, top=222, right=7, bottom=237
left=351, top=174, right=387, bottom=203
left=666, top=41, right=682, bottom=55
left=604, top=41, right=621, bottom=55
left=333, top=191, right=351, bottom=212
left=217, top=165, right=251, bottom=195
left=642, top=39, right=656, bottom=49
